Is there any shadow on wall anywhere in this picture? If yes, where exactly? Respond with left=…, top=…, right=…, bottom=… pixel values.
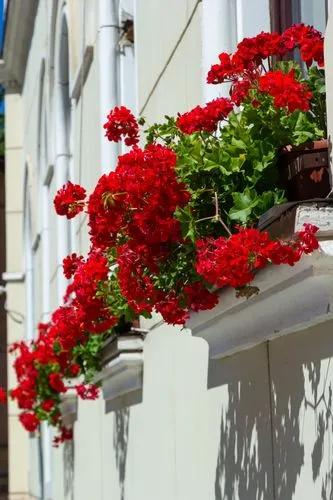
left=270, top=322, right=333, bottom=500
left=63, top=438, right=75, bottom=500
left=306, top=359, right=333, bottom=499
left=210, top=321, right=333, bottom=500
left=209, top=344, right=275, bottom=500
left=270, top=349, right=304, bottom=499
left=113, top=408, right=130, bottom=500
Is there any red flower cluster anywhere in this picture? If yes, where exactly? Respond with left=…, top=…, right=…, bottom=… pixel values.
left=41, top=399, right=55, bottom=412
left=195, top=224, right=319, bottom=289
left=184, top=282, right=219, bottom=312
left=11, top=249, right=117, bottom=435
left=230, top=80, right=252, bottom=106
left=54, top=181, right=86, bottom=219
left=85, top=141, right=220, bottom=325
left=207, top=24, right=324, bottom=86
left=154, top=282, right=219, bottom=325
left=63, top=253, right=84, bottom=279
left=49, top=373, right=67, bottom=393
left=103, top=106, right=139, bottom=146
left=88, top=144, right=189, bottom=249
left=258, top=70, right=312, bottom=112
left=282, top=24, right=324, bottom=67
left=176, top=97, right=233, bottom=134
left=87, top=144, right=193, bottom=321
left=19, top=412, right=40, bottom=432
left=206, top=24, right=323, bottom=112
left=75, top=384, right=100, bottom=400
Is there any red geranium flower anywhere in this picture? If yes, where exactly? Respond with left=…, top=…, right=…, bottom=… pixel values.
left=19, top=412, right=40, bottom=432
left=75, top=384, right=100, bottom=400
left=54, top=181, right=86, bottom=219
left=48, top=373, right=67, bottom=394
left=177, top=97, right=233, bottom=134
left=63, top=253, right=84, bottom=279
left=258, top=70, right=312, bottom=113
left=195, top=225, right=319, bottom=291
left=103, top=106, right=139, bottom=146
left=41, top=399, right=55, bottom=412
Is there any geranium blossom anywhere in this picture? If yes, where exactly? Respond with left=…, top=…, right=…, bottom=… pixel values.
left=54, top=181, right=86, bottom=219
left=176, top=97, right=233, bottom=134
left=19, top=412, right=40, bottom=432
left=195, top=225, right=319, bottom=289
left=206, top=24, right=324, bottom=109
left=63, top=253, right=84, bottom=279
left=258, top=70, right=312, bottom=113
left=75, top=384, right=100, bottom=400
left=103, top=105, right=139, bottom=146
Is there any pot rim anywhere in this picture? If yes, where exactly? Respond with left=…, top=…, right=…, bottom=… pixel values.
left=280, top=138, right=328, bottom=155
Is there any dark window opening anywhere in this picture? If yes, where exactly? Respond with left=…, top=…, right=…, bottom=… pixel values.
left=270, top=0, right=328, bottom=33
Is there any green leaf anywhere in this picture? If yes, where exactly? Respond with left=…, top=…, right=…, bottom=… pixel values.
left=229, top=190, right=258, bottom=223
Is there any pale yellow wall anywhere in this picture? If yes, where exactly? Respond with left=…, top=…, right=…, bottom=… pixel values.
left=5, top=92, right=30, bottom=499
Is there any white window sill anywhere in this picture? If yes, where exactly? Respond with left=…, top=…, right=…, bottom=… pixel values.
left=96, top=333, right=145, bottom=413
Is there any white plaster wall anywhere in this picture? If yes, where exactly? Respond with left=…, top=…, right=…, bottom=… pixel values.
left=269, top=321, right=333, bottom=499
left=68, top=319, right=333, bottom=500
left=136, top=0, right=202, bottom=118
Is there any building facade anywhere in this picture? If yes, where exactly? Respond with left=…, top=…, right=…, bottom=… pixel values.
left=1, top=0, right=333, bottom=499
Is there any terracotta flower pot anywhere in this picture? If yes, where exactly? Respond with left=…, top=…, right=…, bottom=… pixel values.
left=278, top=139, right=331, bottom=201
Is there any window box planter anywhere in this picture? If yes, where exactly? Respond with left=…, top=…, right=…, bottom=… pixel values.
left=278, top=139, right=330, bottom=201
left=188, top=201, right=333, bottom=359
left=96, top=328, right=147, bottom=413
left=59, top=391, right=78, bottom=427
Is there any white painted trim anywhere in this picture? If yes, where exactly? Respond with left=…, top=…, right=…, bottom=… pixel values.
left=37, top=55, right=53, bottom=498
left=119, top=0, right=136, bottom=110
left=101, top=353, right=144, bottom=412
left=98, top=0, right=120, bottom=174
left=43, top=164, right=54, bottom=187
left=70, top=45, right=94, bottom=101
left=23, top=163, right=34, bottom=342
left=96, top=336, right=144, bottom=412
left=31, top=233, right=41, bottom=252
left=2, top=272, right=25, bottom=283
left=54, top=5, right=72, bottom=301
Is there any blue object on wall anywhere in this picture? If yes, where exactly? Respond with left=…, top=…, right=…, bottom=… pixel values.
left=0, top=0, right=6, bottom=57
